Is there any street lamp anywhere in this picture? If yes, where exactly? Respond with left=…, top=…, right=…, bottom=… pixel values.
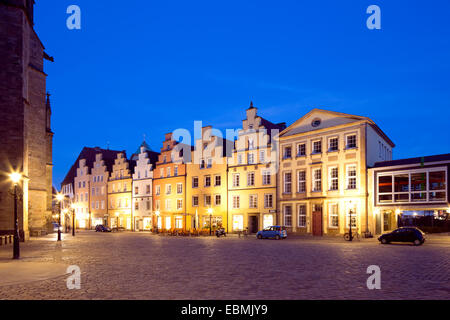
left=9, top=172, right=22, bottom=259
left=56, top=193, right=64, bottom=241
left=348, top=201, right=354, bottom=242
left=155, top=210, right=160, bottom=233
left=71, top=203, right=76, bottom=236
left=115, top=212, right=120, bottom=231
left=207, top=208, right=213, bottom=236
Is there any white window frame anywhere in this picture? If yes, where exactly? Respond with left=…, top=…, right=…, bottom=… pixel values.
left=329, top=166, right=339, bottom=191
left=346, top=164, right=357, bottom=190
left=312, top=140, right=322, bottom=154
left=284, top=205, right=292, bottom=227
left=264, top=194, right=273, bottom=208
left=247, top=172, right=255, bottom=186
left=283, top=172, right=292, bottom=194
left=328, top=203, right=339, bottom=228
left=249, top=194, right=258, bottom=209
left=297, top=204, right=306, bottom=228
left=312, top=168, right=322, bottom=192
left=232, top=195, right=240, bottom=209
left=328, top=136, right=339, bottom=152
left=297, top=170, right=306, bottom=193
left=233, top=173, right=240, bottom=187
left=346, top=134, right=357, bottom=149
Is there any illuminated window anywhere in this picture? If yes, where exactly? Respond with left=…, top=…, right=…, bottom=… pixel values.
left=177, top=199, right=183, bottom=210
left=329, top=203, right=339, bottom=228
left=346, top=165, right=357, bottom=190
left=312, top=168, right=322, bottom=192
left=233, top=215, right=244, bottom=231
left=329, top=167, right=338, bottom=191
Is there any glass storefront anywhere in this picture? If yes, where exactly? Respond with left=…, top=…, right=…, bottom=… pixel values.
left=378, top=169, right=447, bottom=204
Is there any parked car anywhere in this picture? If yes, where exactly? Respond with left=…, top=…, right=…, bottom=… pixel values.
left=95, top=225, right=111, bottom=232
left=52, top=223, right=62, bottom=232
left=256, top=226, right=287, bottom=240
left=378, top=227, right=425, bottom=246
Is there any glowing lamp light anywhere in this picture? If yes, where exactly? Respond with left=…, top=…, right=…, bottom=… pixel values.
left=56, top=194, right=64, bottom=202
left=9, top=172, right=22, bottom=185
left=207, top=208, right=213, bottom=215
left=155, top=210, right=160, bottom=216
left=373, top=208, right=380, bottom=217
left=395, top=209, right=401, bottom=215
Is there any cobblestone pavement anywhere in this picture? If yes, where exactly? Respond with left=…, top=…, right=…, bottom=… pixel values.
left=1, top=231, right=450, bottom=300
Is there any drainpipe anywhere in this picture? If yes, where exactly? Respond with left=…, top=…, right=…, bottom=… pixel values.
left=226, top=165, right=229, bottom=234
left=365, top=124, right=369, bottom=235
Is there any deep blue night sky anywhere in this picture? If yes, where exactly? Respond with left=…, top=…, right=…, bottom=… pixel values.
left=33, top=0, right=450, bottom=188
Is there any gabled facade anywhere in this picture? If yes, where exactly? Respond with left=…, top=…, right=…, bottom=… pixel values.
left=67, top=147, right=121, bottom=229
left=89, top=153, right=111, bottom=227
left=278, top=109, right=394, bottom=236
left=153, top=132, right=192, bottom=231
left=131, top=142, right=159, bottom=231
left=74, top=159, right=91, bottom=229
left=187, top=126, right=233, bottom=232
left=228, top=103, right=286, bottom=233
left=107, top=152, right=133, bottom=230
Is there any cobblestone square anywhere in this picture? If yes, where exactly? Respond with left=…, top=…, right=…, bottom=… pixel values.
left=1, top=232, right=450, bottom=300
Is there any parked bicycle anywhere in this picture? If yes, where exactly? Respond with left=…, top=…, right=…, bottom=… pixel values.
left=344, top=229, right=360, bottom=241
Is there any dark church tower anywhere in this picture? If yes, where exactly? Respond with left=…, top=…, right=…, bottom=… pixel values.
left=0, top=0, right=54, bottom=238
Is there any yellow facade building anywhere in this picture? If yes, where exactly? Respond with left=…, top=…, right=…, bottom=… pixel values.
left=228, top=103, right=286, bottom=233
left=278, top=109, right=394, bottom=236
left=187, top=126, right=232, bottom=233
left=107, top=152, right=133, bottom=230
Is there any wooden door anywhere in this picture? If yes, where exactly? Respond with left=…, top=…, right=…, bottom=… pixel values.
left=312, top=211, right=323, bottom=236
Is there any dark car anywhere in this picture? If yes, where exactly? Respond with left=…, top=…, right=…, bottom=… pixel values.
left=95, top=225, right=111, bottom=232
left=378, top=227, right=425, bottom=246
left=256, top=226, right=287, bottom=240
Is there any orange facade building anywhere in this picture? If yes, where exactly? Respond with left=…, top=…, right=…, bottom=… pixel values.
left=153, top=132, right=192, bottom=231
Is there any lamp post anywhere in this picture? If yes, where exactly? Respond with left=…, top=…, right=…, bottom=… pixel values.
left=207, top=208, right=213, bottom=236
left=348, top=200, right=354, bottom=242
left=115, top=212, right=120, bottom=231
left=155, top=210, right=160, bottom=233
left=71, top=203, right=76, bottom=236
left=56, top=194, right=64, bottom=241
left=9, top=172, right=22, bottom=259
